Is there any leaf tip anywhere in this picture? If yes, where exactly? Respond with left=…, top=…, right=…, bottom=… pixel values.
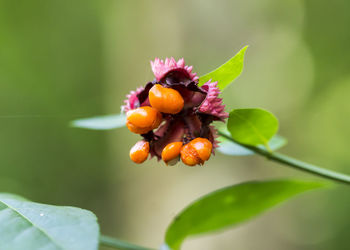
left=69, top=120, right=78, bottom=128
left=241, top=45, right=249, bottom=52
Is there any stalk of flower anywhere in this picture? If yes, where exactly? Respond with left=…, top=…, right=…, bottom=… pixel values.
left=123, top=58, right=228, bottom=166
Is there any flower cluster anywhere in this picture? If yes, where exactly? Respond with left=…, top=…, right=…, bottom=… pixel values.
left=122, top=58, right=228, bottom=166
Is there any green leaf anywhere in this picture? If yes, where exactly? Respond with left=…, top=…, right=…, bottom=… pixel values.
left=70, top=113, right=126, bottom=130
left=0, top=193, right=99, bottom=250
left=217, top=134, right=287, bottom=156
left=164, top=179, right=326, bottom=250
left=227, top=108, right=279, bottom=147
left=198, top=46, right=248, bottom=90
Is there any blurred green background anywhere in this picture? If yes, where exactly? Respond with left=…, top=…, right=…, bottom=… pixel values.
left=0, top=0, right=349, bottom=249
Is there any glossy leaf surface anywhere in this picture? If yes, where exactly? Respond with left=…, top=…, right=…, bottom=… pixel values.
left=198, top=46, right=248, bottom=90
left=164, top=179, right=325, bottom=250
left=227, top=108, right=279, bottom=147
left=0, top=193, right=99, bottom=250
left=71, top=113, right=126, bottom=130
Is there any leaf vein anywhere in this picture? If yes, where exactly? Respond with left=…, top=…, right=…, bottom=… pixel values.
left=231, top=111, right=268, bottom=145
left=0, top=199, right=64, bottom=250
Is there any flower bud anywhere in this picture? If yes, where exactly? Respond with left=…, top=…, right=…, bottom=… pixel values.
left=126, top=106, right=162, bottom=134
left=149, top=84, right=184, bottom=114
left=129, top=141, right=150, bottom=164
left=161, top=142, right=183, bottom=165
left=180, top=138, right=212, bottom=166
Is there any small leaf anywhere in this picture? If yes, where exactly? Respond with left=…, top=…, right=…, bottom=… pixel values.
left=198, top=46, right=248, bottom=90
left=0, top=193, right=99, bottom=250
left=164, top=179, right=326, bottom=250
left=71, top=113, right=126, bottom=130
left=217, top=134, right=287, bottom=156
left=227, top=108, right=279, bottom=147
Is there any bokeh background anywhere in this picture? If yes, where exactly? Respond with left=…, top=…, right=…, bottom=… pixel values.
left=0, top=0, right=349, bottom=249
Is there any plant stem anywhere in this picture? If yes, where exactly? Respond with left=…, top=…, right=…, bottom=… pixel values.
left=100, top=235, right=155, bottom=250
left=219, top=132, right=350, bottom=185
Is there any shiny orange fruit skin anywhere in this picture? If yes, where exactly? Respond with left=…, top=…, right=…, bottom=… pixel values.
left=130, top=141, right=150, bottom=164
left=161, top=142, right=183, bottom=165
left=126, top=106, right=162, bottom=134
left=180, top=138, right=212, bottom=166
left=189, top=138, right=212, bottom=161
left=149, top=84, right=184, bottom=114
left=180, top=143, right=199, bottom=166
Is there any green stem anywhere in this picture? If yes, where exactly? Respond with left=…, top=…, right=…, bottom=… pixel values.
left=99, top=235, right=155, bottom=250
left=219, top=132, right=350, bottom=185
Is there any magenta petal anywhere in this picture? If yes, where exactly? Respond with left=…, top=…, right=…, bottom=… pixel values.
left=121, top=86, right=144, bottom=113
left=198, top=80, right=229, bottom=121
left=209, top=125, right=220, bottom=150
left=150, top=57, right=199, bottom=82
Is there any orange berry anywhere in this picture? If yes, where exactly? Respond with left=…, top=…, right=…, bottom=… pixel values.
left=161, top=142, right=183, bottom=165
left=180, top=143, right=199, bottom=166
left=180, top=138, right=212, bottom=166
left=126, top=106, right=162, bottom=134
left=130, top=141, right=150, bottom=164
left=189, top=138, right=212, bottom=162
left=149, top=84, right=184, bottom=114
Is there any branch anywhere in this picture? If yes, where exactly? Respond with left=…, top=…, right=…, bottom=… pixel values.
left=99, top=235, right=155, bottom=250
left=219, top=132, right=350, bottom=185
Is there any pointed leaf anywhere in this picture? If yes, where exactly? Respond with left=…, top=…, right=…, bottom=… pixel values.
left=227, top=108, right=279, bottom=147
left=198, top=46, right=248, bottom=90
left=164, top=179, right=326, bottom=250
left=0, top=193, right=99, bottom=250
left=70, top=114, right=126, bottom=130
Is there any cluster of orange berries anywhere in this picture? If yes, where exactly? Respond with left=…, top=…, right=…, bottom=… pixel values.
left=127, top=84, right=213, bottom=166
left=123, top=57, right=228, bottom=167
